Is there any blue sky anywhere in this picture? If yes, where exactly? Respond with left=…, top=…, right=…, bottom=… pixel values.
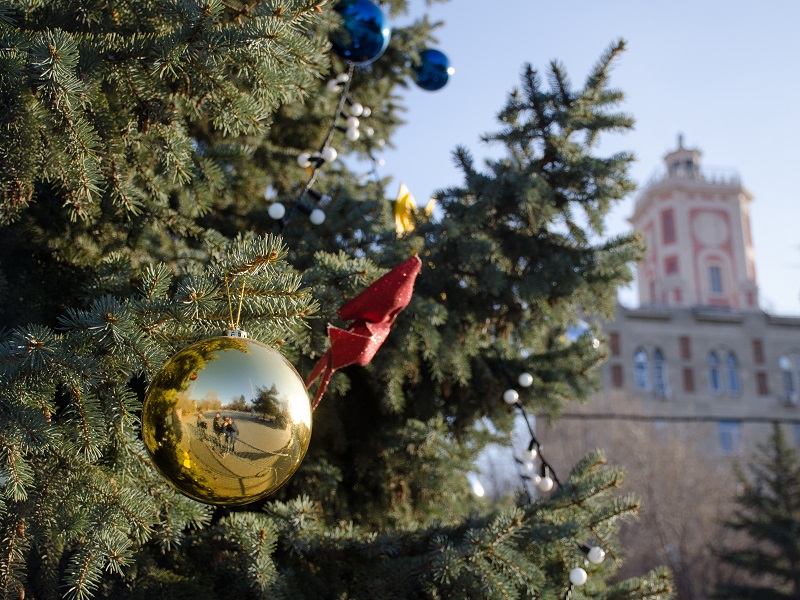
left=373, top=0, right=800, bottom=315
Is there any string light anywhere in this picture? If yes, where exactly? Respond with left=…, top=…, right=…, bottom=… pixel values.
left=569, top=567, right=588, bottom=586
left=272, top=63, right=383, bottom=232
left=499, top=361, right=609, bottom=597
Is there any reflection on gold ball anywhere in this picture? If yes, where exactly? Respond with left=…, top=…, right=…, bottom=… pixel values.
left=142, top=337, right=312, bottom=505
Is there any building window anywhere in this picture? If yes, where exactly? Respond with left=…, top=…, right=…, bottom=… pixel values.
left=756, top=371, right=769, bottom=396
left=709, top=265, right=723, bottom=294
left=752, top=339, right=764, bottom=364
left=665, top=256, right=678, bottom=274
left=683, top=367, right=695, bottom=393
left=780, top=355, right=799, bottom=400
left=726, top=353, right=740, bottom=396
left=679, top=336, right=691, bottom=360
left=662, top=210, right=676, bottom=244
left=653, top=348, right=668, bottom=397
left=611, top=365, right=623, bottom=388
left=718, top=421, right=741, bottom=456
left=708, top=351, right=722, bottom=395
left=635, top=348, right=649, bottom=390
left=609, top=332, right=620, bottom=357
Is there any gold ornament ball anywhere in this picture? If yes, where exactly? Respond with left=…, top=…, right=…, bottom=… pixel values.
left=142, top=336, right=312, bottom=505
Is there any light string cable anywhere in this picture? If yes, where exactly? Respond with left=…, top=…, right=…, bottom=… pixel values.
left=496, top=354, right=562, bottom=490
left=277, top=62, right=356, bottom=233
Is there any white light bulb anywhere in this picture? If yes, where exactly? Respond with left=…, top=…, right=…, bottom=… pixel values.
left=362, top=106, right=372, bottom=117
left=537, top=476, right=554, bottom=492
left=309, top=208, right=326, bottom=225
left=267, top=202, right=285, bottom=220
left=321, top=146, right=337, bottom=162
left=349, top=102, right=364, bottom=117
left=467, top=474, right=485, bottom=498
left=525, top=461, right=535, bottom=472
left=587, top=546, right=606, bottom=564
left=336, top=72, right=350, bottom=83
left=502, top=389, right=519, bottom=405
left=263, top=185, right=277, bottom=200
left=592, top=338, right=601, bottom=349
left=376, top=138, right=385, bottom=148
left=297, top=152, right=311, bottom=168
left=524, top=446, right=538, bottom=461
left=532, top=474, right=541, bottom=485
left=518, top=372, right=533, bottom=387
left=326, top=79, right=340, bottom=92
left=569, top=567, right=588, bottom=586
left=364, top=126, right=374, bottom=137
left=375, top=158, right=385, bottom=167
left=346, top=127, right=360, bottom=141
left=346, top=116, right=360, bottom=129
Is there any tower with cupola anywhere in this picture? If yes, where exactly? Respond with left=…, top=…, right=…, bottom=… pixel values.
left=630, top=136, right=758, bottom=310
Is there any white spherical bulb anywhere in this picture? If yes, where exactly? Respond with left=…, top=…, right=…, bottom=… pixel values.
left=349, top=102, right=364, bottom=117
left=345, top=116, right=360, bottom=129
left=346, top=127, right=360, bottom=141
left=531, top=474, right=541, bottom=485
left=587, top=546, right=606, bottom=564
left=321, top=146, right=337, bottom=162
left=376, top=138, right=385, bottom=148
left=361, top=106, right=372, bottom=117
left=537, top=476, right=554, bottom=492
left=518, top=372, right=534, bottom=388
left=267, top=202, right=285, bottom=220
left=524, top=447, right=538, bottom=461
left=336, top=72, right=350, bottom=83
left=263, top=185, right=277, bottom=200
left=326, top=79, right=340, bottom=92
left=297, top=152, right=312, bottom=168
left=364, top=126, right=374, bottom=137
left=375, top=158, right=385, bottom=167
left=569, top=567, right=588, bottom=586
left=309, top=208, right=326, bottom=225
left=524, top=461, right=535, bottom=472
left=502, top=389, right=519, bottom=405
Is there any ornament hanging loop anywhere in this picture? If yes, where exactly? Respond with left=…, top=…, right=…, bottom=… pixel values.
left=224, top=276, right=248, bottom=333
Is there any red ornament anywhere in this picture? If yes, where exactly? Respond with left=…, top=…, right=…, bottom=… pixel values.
left=306, top=255, right=422, bottom=408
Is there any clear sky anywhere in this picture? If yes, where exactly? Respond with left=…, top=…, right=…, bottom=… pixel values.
left=374, top=0, right=800, bottom=315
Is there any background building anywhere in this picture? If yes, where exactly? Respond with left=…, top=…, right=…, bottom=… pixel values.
left=598, top=138, right=800, bottom=457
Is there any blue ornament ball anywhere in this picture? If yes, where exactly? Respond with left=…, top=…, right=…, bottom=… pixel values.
left=330, top=0, right=391, bottom=66
left=413, top=49, right=452, bottom=91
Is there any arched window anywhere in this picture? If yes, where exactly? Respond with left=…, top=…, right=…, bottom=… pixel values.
left=726, top=352, right=740, bottom=395
left=708, top=351, right=722, bottom=395
left=653, top=348, right=668, bottom=397
left=780, top=355, right=798, bottom=399
left=634, top=348, right=649, bottom=390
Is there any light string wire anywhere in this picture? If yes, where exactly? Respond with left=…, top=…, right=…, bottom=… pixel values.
left=496, top=355, right=562, bottom=488
left=497, top=355, right=603, bottom=599
left=278, top=62, right=356, bottom=233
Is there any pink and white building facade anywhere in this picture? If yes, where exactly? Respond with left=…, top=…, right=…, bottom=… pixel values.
left=595, top=138, right=800, bottom=458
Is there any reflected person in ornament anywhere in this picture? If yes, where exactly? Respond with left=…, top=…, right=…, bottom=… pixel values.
left=224, top=417, right=239, bottom=453
left=195, top=412, right=207, bottom=440
left=212, top=412, right=224, bottom=449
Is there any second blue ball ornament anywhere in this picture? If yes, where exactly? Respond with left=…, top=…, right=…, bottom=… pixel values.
left=413, top=49, right=453, bottom=91
left=330, top=0, right=391, bottom=65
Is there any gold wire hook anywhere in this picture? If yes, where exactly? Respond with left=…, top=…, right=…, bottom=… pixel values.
left=225, top=277, right=235, bottom=330
left=235, top=278, right=246, bottom=330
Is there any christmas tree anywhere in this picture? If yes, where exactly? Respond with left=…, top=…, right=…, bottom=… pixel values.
left=715, top=424, right=800, bottom=599
left=0, top=1, right=673, bottom=598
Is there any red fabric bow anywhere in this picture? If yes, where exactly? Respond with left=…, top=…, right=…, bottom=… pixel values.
left=306, top=255, right=422, bottom=409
